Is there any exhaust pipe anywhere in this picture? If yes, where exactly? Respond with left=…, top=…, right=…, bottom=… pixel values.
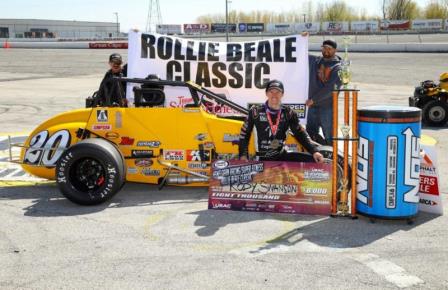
left=166, top=175, right=208, bottom=184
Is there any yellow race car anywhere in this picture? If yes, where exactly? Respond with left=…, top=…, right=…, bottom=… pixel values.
left=12, top=77, right=345, bottom=205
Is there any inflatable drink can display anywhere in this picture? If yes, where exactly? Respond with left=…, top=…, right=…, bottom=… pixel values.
left=356, top=106, right=421, bottom=218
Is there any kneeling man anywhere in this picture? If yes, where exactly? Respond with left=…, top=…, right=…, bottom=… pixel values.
left=239, top=80, right=324, bottom=163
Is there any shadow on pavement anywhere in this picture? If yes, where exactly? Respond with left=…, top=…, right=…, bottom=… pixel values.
left=190, top=209, right=322, bottom=237
left=0, top=182, right=207, bottom=217
left=189, top=208, right=440, bottom=250
left=0, top=182, right=441, bottom=250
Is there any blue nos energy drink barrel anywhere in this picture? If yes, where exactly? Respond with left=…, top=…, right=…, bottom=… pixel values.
left=356, top=106, right=421, bottom=219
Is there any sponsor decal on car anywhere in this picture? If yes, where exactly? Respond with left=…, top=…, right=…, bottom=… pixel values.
left=195, top=171, right=209, bottom=176
left=163, top=150, right=185, bottom=161
left=169, top=96, right=195, bottom=108
left=134, top=159, right=154, bottom=167
left=194, top=133, right=207, bottom=141
left=216, top=153, right=237, bottom=160
left=182, top=108, right=200, bottom=113
left=127, top=167, right=138, bottom=174
left=223, top=134, right=240, bottom=142
left=132, top=150, right=154, bottom=158
left=186, top=150, right=211, bottom=162
left=92, top=124, right=112, bottom=131
left=96, top=110, right=108, bottom=122
left=137, top=141, right=161, bottom=147
left=105, top=132, right=120, bottom=139
left=24, top=129, right=71, bottom=166
left=141, top=168, right=161, bottom=176
left=203, top=142, right=215, bottom=149
left=119, top=137, right=135, bottom=146
left=115, top=111, right=122, bottom=128
left=188, top=162, right=209, bottom=169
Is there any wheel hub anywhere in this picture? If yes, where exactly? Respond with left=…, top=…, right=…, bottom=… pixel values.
left=72, top=158, right=106, bottom=192
left=429, top=106, right=446, bottom=122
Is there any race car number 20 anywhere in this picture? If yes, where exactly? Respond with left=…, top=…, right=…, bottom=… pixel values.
left=24, top=129, right=71, bottom=166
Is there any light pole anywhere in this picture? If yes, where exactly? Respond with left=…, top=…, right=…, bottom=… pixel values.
left=114, top=12, right=119, bottom=37
left=225, top=0, right=229, bottom=42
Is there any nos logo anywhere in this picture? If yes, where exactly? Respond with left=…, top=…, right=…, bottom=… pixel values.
left=24, top=130, right=71, bottom=166
left=357, top=128, right=420, bottom=206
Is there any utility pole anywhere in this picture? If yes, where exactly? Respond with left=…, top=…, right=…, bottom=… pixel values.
left=114, top=12, right=119, bottom=37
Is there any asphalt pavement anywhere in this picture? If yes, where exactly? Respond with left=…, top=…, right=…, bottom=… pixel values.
left=0, top=49, right=447, bottom=289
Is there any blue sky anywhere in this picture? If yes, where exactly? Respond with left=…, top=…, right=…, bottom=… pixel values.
left=1, top=0, right=429, bottom=31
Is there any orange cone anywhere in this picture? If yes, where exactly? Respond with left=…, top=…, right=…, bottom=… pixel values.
left=3, top=40, right=10, bottom=49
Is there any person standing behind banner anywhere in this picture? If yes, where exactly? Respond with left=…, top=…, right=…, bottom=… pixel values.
left=97, top=53, right=128, bottom=107
left=239, top=79, right=324, bottom=163
left=306, top=39, right=342, bottom=145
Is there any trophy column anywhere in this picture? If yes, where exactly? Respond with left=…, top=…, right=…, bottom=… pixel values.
left=331, top=88, right=359, bottom=218
left=331, top=36, right=359, bottom=218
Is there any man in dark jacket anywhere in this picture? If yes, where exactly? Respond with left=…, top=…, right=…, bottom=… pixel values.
left=239, top=80, right=324, bottom=163
left=306, top=39, right=342, bottom=145
left=97, top=53, right=128, bottom=106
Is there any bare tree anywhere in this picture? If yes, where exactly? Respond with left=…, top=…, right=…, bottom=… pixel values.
left=424, top=0, right=448, bottom=19
left=386, top=0, right=420, bottom=19
left=316, top=1, right=358, bottom=21
left=196, top=1, right=377, bottom=24
left=381, top=0, right=387, bottom=19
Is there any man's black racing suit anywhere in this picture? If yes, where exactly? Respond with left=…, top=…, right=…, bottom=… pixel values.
left=238, top=103, right=318, bottom=162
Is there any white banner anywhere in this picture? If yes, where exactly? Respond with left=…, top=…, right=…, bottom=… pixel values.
left=127, top=31, right=309, bottom=120
left=322, top=22, right=349, bottom=32
left=419, top=144, right=443, bottom=215
left=351, top=21, right=379, bottom=32
left=295, top=22, right=320, bottom=33
left=156, top=24, right=182, bottom=35
left=412, top=19, right=443, bottom=30
left=266, top=23, right=294, bottom=33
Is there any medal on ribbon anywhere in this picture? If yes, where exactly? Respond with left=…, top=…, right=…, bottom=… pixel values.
left=266, top=110, right=281, bottom=135
left=270, top=139, right=280, bottom=149
left=267, top=110, right=282, bottom=150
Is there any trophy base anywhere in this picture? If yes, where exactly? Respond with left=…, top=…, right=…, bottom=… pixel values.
left=330, top=202, right=357, bottom=219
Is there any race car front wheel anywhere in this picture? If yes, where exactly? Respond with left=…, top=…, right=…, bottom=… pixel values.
left=56, top=138, right=125, bottom=205
left=422, top=100, right=448, bottom=127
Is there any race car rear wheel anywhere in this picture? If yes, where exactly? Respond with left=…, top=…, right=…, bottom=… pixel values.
left=422, top=100, right=448, bottom=127
left=56, top=138, right=125, bottom=205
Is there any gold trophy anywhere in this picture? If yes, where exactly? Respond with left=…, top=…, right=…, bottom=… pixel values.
left=331, top=36, right=359, bottom=218
left=338, top=36, right=352, bottom=89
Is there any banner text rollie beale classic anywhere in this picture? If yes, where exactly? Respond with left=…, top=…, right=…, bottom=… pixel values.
left=141, top=34, right=298, bottom=89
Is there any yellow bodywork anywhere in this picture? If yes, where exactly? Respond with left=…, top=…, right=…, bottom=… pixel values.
left=20, top=106, right=303, bottom=186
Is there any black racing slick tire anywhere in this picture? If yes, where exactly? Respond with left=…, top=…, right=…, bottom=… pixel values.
left=422, top=100, right=448, bottom=127
left=56, top=138, right=125, bottom=205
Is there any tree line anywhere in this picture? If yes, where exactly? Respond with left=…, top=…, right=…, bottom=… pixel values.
left=196, top=0, right=448, bottom=23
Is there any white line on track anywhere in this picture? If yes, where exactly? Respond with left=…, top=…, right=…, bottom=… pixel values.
left=350, top=253, right=424, bottom=288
